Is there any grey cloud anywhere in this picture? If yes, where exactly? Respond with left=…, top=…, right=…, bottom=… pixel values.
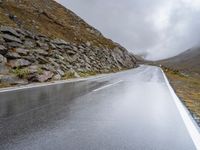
left=58, top=0, right=200, bottom=60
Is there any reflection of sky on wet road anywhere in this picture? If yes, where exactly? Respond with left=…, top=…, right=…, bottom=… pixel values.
left=0, top=66, right=197, bottom=150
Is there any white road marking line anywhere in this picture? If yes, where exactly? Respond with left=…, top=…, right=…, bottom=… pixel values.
left=0, top=66, right=137, bottom=93
left=93, top=80, right=123, bottom=92
left=161, top=69, right=200, bottom=150
left=0, top=75, right=110, bottom=93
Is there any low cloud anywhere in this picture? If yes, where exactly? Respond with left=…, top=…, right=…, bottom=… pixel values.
left=58, top=0, right=200, bottom=60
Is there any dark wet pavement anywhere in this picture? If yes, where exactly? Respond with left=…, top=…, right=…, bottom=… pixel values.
left=0, top=66, right=197, bottom=150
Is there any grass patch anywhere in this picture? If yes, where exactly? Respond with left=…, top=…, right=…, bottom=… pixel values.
left=78, top=71, right=97, bottom=77
left=63, top=71, right=78, bottom=79
left=11, top=68, right=29, bottom=78
left=37, top=67, right=43, bottom=75
left=0, top=83, right=11, bottom=88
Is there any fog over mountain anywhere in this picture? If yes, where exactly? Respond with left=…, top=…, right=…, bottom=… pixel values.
left=57, top=0, right=200, bottom=60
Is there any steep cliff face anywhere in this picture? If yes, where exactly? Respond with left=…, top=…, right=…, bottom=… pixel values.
left=0, top=0, right=137, bottom=86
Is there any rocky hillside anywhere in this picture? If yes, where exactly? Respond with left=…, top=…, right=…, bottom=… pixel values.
left=0, top=0, right=137, bottom=87
left=159, top=47, right=200, bottom=74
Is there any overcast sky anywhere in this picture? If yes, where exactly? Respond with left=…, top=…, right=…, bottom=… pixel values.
left=57, top=0, right=200, bottom=60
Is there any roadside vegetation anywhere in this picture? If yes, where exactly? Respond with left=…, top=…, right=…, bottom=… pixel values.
left=163, top=67, right=200, bottom=125
left=0, top=83, right=11, bottom=88
left=11, top=68, right=30, bottom=78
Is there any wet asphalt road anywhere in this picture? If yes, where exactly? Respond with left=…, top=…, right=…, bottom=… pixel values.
left=0, top=66, right=197, bottom=150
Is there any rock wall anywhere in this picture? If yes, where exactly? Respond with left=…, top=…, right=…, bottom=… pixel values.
left=0, top=26, right=136, bottom=86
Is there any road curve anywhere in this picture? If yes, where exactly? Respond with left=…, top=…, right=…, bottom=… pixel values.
left=0, top=65, right=199, bottom=150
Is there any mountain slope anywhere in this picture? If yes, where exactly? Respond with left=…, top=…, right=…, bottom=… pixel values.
left=0, top=0, right=137, bottom=87
left=0, top=0, right=115, bottom=48
left=159, top=47, right=200, bottom=74
left=159, top=47, right=200, bottom=122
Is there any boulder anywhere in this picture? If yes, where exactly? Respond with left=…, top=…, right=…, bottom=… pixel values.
left=27, top=65, right=40, bottom=74
left=0, top=45, right=7, bottom=55
left=2, top=34, right=22, bottom=43
left=86, top=41, right=91, bottom=47
left=41, top=64, right=56, bottom=72
left=0, top=36, right=5, bottom=44
left=0, top=75, right=28, bottom=85
left=35, top=55, right=49, bottom=64
left=0, top=54, right=7, bottom=63
left=71, top=54, right=80, bottom=62
left=22, top=54, right=36, bottom=63
left=66, top=50, right=76, bottom=55
left=9, top=59, right=31, bottom=68
left=55, top=58, right=66, bottom=65
left=86, top=27, right=102, bottom=37
left=49, top=43, right=56, bottom=49
left=6, top=42, right=23, bottom=48
left=15, top=28, right=28, bottom=37
left=53, top=74, right=62, bottom=80
left=56, top=69, right=65, bottom=77
left=24, top=41, right=35, bottom=48
left=54, top=54, right=64, bottom=60
left=0, top=26, right=21, bottom=38
left=62, top=45, right=73, bottom=50
left=72, top=46, right=78, bottom=51
left=60, top=64, right=68, bottom=71
left=35, top=71, right=54, bottom=82
left=67, top=68, right=80, bottom=78
left=0, top=64, right=9, bottom=74
left=77, top=68, right=86, bottom=72
left=83, top=54, right=90, bottom=63
left=6, top=52, right=21, bottom=59
left=33, top=49, right=48, bottom=56
left=0, top=54, right=8, bottom=74
left=63, top=55, right=72, bottom=63
left=15, top=48, right=29, bottom=55
left=48, top=57, right=59, bottom=67
left=51, top=39, right=70, bottom=45
left=24, top=30, right=35, bottom=39
left=36, top=41, right=49, bottom=50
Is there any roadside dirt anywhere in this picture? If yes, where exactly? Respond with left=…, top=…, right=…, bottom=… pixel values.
left=164, top=69, right=200, bottom=126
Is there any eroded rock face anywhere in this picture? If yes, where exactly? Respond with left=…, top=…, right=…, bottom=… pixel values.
left=0, top=25, right=137, bottom=86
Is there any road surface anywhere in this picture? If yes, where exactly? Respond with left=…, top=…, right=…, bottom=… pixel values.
left=0, top=65, right=199, bottom=150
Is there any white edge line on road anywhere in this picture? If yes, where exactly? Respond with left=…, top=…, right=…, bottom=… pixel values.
left=0, top=74, right=110, bottom=93
left=161, top=69, right=200, bottom=150
left=93, top=80, right=123, bottom=92
left=0, top=66, right=138, bottom=93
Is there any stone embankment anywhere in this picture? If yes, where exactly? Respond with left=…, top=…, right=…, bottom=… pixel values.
left=0, top=26, right=136, bottom=86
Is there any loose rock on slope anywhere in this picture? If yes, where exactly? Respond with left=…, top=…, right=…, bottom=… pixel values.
left=0, top=0, right=137, bottom=87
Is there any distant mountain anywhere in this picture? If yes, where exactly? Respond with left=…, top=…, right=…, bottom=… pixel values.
left=134, top=55, right=145, bottom=64
left=159, top=47, right=200, bottom=73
